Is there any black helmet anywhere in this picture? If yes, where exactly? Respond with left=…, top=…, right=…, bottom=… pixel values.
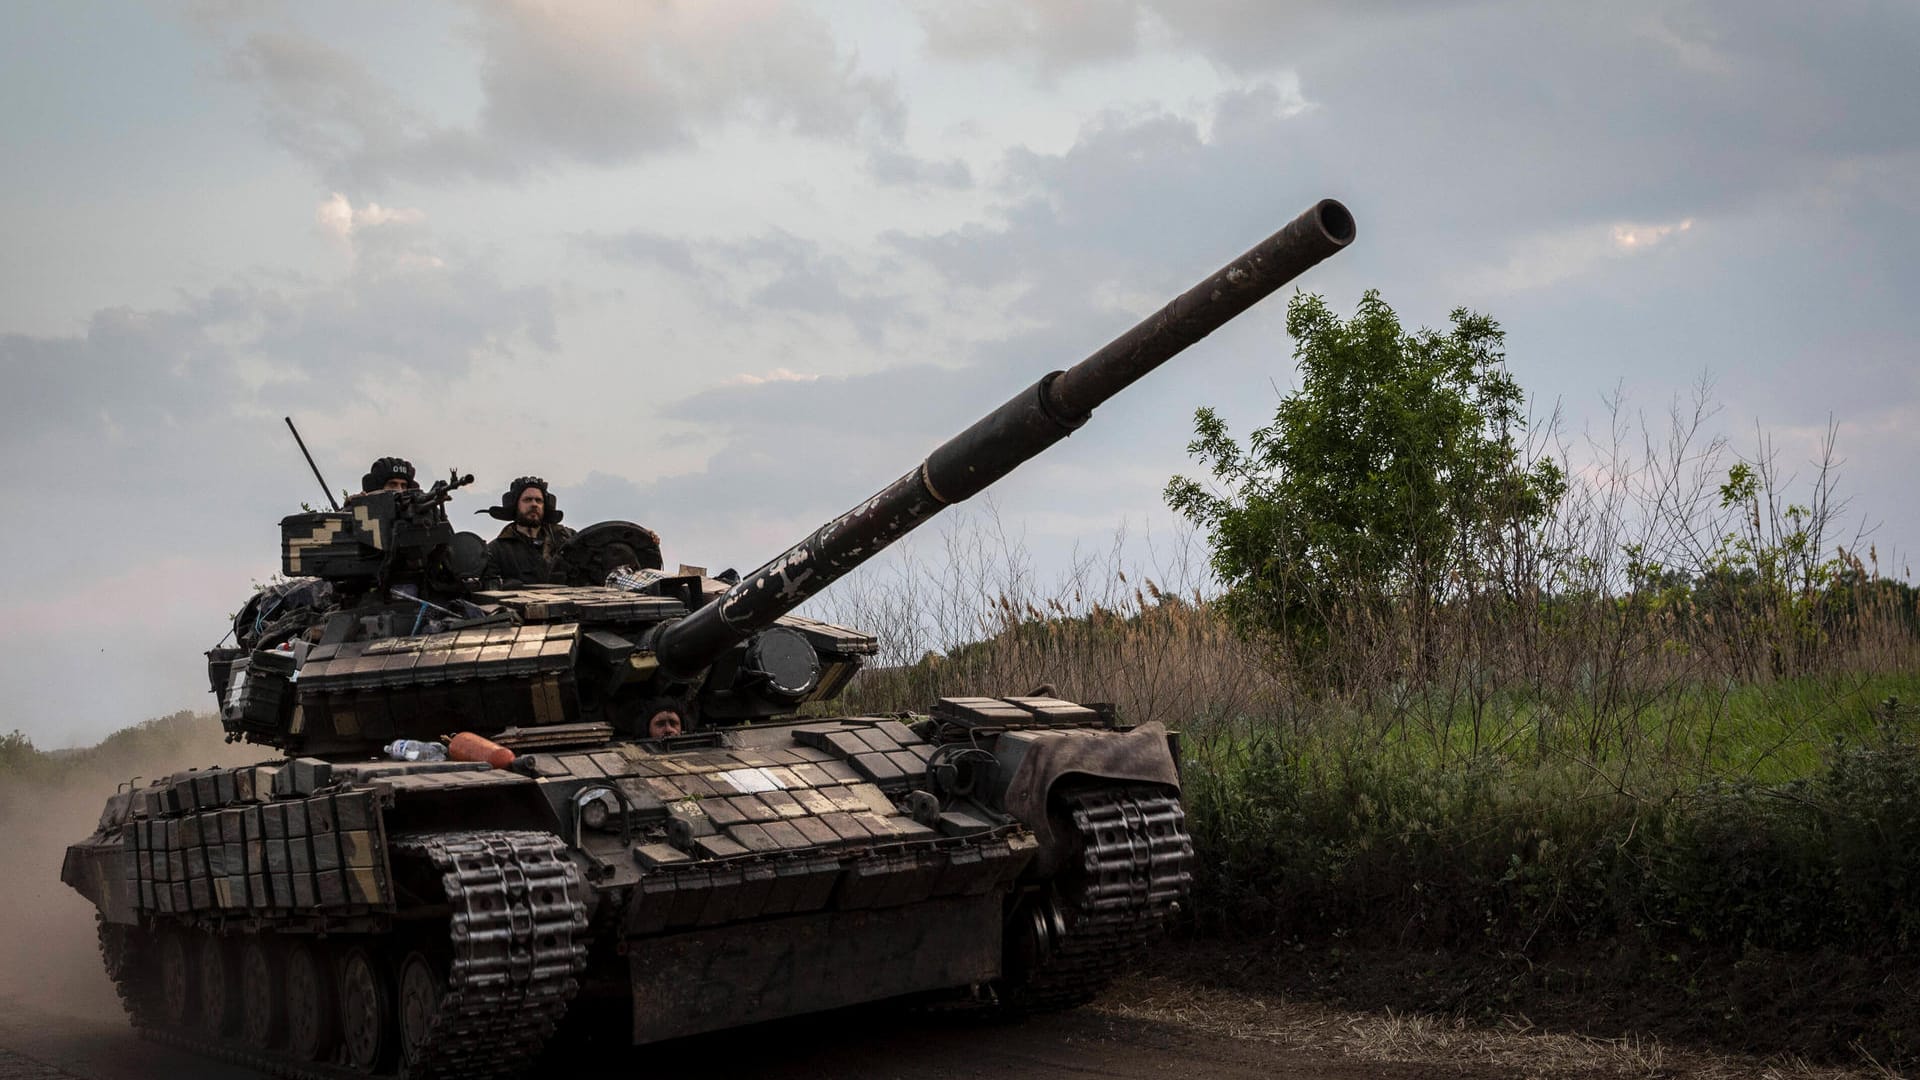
left=361, top=456, right=418, bottom=492
left=480, top=475, right=563, bottom=524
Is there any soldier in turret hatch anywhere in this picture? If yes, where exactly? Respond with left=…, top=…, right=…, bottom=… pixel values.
left=348, top=456, right=421, bottom=502
left=645, top=703, right=685, bottom=739
left=478, top=476, right=576, bottom=586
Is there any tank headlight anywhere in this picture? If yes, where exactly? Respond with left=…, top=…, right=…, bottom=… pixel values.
left=744, top=627, right=821, bottom=699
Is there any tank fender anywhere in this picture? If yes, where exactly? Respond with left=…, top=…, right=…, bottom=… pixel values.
left=379, top=770, right=562, bottom=835
left=988, top=720, right=1180, bottom=874
left=63, top=833, right=138, bottom=924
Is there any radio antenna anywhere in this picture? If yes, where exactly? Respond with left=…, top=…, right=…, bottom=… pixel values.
left=285, top=416, right=341, bottom=511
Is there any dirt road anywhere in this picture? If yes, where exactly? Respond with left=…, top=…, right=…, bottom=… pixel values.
left=0, top=992, right=1530, bottom=1080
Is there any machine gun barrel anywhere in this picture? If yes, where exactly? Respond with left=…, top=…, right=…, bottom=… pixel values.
left=654, top=198, right=1356, bottom=676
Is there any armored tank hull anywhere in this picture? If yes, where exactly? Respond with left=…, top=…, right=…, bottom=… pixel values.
left=65, top=691, right=1190, bottom=1076
left=62, top=197, right=1354, bottom=1076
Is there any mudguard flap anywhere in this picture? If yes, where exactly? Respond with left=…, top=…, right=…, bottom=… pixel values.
left=64, top=834, right=138, bottom=924
left=995, top=720, right=1180, bottom=855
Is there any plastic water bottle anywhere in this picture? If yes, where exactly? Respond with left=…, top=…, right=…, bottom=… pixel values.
left=384, top=739, right=448, bottom=763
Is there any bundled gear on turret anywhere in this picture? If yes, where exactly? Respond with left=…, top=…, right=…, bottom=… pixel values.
left=232, top=577, right=334, bottom=651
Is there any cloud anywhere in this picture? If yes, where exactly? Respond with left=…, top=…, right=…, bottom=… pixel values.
left=886, top=85, right=1330, bottom=327
left=1467, top=216, right=1700, bottom=293
left=904, top=1, right=1920, bottom=236
left=316, top=192, right=425, bottom=240
left=576, top=227, right=919, bottom=344
left=545, top=86, right=1369, bottom=565
left=203, top=1, right=909, bottom=189
left=725, top=368, right=821, bottom=386
left=866, top=147, right=973, bottom=190
left=915, top=0, right=1146, bottom=76
left=2, top=238, right=557, bottom=541
left=1611, top=219, right=1695, bottom=251
left=0, top=234, right=562, bottom=741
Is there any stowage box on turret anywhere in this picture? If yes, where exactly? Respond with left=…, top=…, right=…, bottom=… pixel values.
left=62, top=199, right=1355, bottom=1077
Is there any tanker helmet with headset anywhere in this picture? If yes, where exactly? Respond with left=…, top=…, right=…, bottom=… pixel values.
left=362, top=457, right=420, bottom=494
left=479, top=476, right=564, bottom=526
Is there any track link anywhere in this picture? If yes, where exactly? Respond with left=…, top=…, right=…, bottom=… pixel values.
left=118, top=829, right=587, bottom=1080
left=390, top=830, right=588, bottom=1079
left=1000, top=785, right=1194, bottom=1011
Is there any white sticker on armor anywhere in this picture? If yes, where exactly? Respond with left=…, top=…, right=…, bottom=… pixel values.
left=716, top=767, right=785, bottom=794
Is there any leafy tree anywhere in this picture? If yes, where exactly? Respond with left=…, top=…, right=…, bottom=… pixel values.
left=1165, top=290, right=1563, bottom=667
left=1696, top=459, right=1849, bottom=678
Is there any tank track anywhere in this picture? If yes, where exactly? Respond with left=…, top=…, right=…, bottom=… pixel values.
left=95, top=915, right=158, bottom=1025
left=999, top=785, right=1193, bottom=1012
left=118, top=829, right=587, bottom=1080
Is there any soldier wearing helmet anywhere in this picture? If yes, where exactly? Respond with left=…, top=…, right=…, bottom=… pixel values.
left=478, top=476, right=576, bottom=587
left=345, top=456, right=421, bottom=503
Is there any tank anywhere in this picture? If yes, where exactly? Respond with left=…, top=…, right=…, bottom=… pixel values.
left=62, top=198, right=1356, bottom=1077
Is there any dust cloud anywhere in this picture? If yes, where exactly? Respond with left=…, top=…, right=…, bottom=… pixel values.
left=0, top=719, right=260, bottom=1018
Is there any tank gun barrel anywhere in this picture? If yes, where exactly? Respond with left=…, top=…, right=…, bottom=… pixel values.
left=655, top=198, right=1356, bottom=676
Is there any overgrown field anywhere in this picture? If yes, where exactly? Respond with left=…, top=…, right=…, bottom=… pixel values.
left=811, top=508, right=1920, bottom=1065
left=810, top=293, right=1920, bottom=1063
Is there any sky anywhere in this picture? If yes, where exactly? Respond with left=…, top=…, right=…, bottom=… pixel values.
left=4, top=0, right=1917, bottom=747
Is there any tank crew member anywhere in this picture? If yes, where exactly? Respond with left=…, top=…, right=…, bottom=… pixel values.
left=635, top=697, right=687, bottom=739
left=349, top=456, right=421, bottom=501
left=647, top=707, right=683, bottom=739
left=479, top=476, right=577, bottom=586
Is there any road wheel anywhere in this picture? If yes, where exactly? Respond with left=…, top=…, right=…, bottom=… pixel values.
left=238, top=937, right=285, bottom=1049
left=284, top=939, right=338, bottom=1062
left=339, top=945, right=398, bottom=1073
left=156, top=929, right=198, bottom=1029
left=396, top=951, right=446, bottom=1066
left=196, top=933, right=239, bottom=1036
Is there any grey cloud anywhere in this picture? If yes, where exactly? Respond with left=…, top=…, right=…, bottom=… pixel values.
left=565, top=96, right=1374, bottom=557
left=905, top=2, right=1920, bottom=237
left=0, top=230, right=561, bottom=742
left=221, top=30, right=497, bottom=187
left=865, top=45, right=1920, bottom=557
left=470, top=2, right=904, bottom=156
left=911, top=0, right=1490, bottom=77
left=886, top=103, right=1280, bottom=329
left=204, top=5, right=909, bottom=189
left=2, top=230, right=557, bottom=559
left=914, top=0, right=1145, bottom=76
left=577, top=228, right=916, bottom=344
left=247, top=262, right=558, bottom=383
left=866, top=147, right=973, bottom=190
left=578, top=232, right=700, bottom=276
left=587, top=4, right=1920, bottom=570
